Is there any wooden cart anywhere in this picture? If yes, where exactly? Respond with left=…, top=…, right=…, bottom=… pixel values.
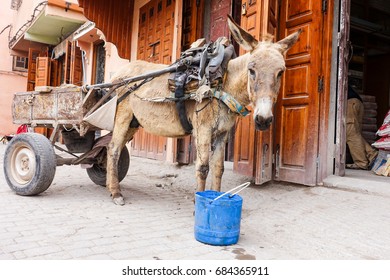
left=3, top=84, right=130, bottom=196
left=3, top=48, right=207, bottom=196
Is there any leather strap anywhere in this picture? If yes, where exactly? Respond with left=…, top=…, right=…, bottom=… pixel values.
left=174, top=72, right=193, bottom=134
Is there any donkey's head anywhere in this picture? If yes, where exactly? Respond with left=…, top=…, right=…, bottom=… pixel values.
left=227, top=15, right=301, bottom=131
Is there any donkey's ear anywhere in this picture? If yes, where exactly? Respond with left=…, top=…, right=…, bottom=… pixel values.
left=276, top=29, right=302, bottom=55
left=227, top=14, right=258, bottom=51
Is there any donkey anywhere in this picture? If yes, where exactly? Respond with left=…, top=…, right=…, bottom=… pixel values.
left=106, top=16, right=301, bottom=205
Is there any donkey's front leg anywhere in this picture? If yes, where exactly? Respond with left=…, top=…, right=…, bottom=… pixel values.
left=194, top=123, right=213, bottom=192
left=210, top=131, right=229, bottom=191
left=106, top=109, right=134, bottom=205
left=195, top=140, right=210, bottom=193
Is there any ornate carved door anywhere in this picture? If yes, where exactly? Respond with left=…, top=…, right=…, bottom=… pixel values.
left=233, top=0, right=277, bottom=183
left=70, top=41, right=83, bottom=85
left=133, top=0, right=203, bottom=162
left=132, top=0, right=176, bottom=160
left=274, top=0, right=327, bottom=185
left=234, top=0, right=331, bottom=186
left=176, top=0, right=204, bottom=164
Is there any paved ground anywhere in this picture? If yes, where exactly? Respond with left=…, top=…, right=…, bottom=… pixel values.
left=0, top=142, right=390, bottom=260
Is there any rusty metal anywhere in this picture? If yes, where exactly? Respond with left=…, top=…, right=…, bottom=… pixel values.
left=12, top=85, right=83, bottom=126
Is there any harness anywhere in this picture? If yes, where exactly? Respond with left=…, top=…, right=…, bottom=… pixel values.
left=166, top=37, right=250, bottom=133
left=82, top=37, right=250, bottom=133
left=212, top=90, right=250, bottom=117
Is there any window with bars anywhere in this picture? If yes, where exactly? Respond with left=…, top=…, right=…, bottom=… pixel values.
left=12, top=56, right=28, bottom=72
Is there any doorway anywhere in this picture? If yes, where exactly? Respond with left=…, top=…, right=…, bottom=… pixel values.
left=92, top=41, right=106, bottom=85
left=348, top=0, right=390, bottom=143
left=334, top=0, right=390, bottom=177
left=346, top=0, right=390, bottom=173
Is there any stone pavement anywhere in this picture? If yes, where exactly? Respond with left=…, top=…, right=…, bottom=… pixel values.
left=0, top=142, right=390, bottom=260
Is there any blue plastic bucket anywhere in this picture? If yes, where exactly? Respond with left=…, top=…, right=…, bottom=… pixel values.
left=194, top=190, right=243, bottom=246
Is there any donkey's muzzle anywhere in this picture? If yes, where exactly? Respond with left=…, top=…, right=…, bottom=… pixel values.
left=255, top=115, right=273, bottom=131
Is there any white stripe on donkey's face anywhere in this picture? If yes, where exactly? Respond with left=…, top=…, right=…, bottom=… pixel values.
left=227, top=15, right=301, bottom=131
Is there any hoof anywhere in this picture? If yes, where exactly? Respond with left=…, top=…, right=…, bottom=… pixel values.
left=113, top=196, right=125, bottom=206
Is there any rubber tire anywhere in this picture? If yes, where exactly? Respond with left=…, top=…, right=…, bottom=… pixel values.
left=86, top=145, right=130, bottom=186
left=3, top=133, right=56, bottom=196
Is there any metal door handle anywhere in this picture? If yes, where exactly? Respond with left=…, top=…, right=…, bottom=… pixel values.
left=242, top=3, right=247, bottom=15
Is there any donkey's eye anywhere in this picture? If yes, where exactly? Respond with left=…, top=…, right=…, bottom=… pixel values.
left=277, top=70, right=284, bottom=78
left=249, top=69, right=256, bottom=79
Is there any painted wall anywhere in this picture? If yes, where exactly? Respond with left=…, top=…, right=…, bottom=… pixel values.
left=1, top=0, right=87, bottom=136
left=209, top=0, right=231, bottom=41
left=0, top=0, right=28, bottom=136
left=104, top=42, right=129, bottom=81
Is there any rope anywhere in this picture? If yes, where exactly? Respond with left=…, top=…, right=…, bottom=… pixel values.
left=117, top=77, right=153, bottom=104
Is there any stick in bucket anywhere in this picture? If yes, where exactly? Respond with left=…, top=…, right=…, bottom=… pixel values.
left=212, top=182, right=251, bottom=202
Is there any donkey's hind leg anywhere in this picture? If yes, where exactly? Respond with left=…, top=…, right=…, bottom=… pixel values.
left=106, top=108, right=136, bottom=205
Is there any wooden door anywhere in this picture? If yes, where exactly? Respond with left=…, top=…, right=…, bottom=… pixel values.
left=70, top=41, right=83, bottom=85
left=233, top=0, right=276, bottom=183
left=27, top=49, right=40, bottom=91
left=274, top=0, right=325, bottom=185
left=176, top=0, right=204, bottom=164
left=131, top=0, right=176, bottom=160
left=160, top=0, right=175, bottom=64
left=233, top=1, right=258, bottom=177
left=27, top=48, right=48, bottom=91
left=35, top=57, right=50, bottom=87
left=50, top=59, right=61, bottom=87
left=334, top=0, right=351, bottom=176
left=63, top=41, right=72, bottom=84
left=35, top=58, right=62, bottom=87
left=181, top=0, right=203, bottom=51
left=254, top=0, right=278, bottom=184
left=137, top=0, right=175, bottom=63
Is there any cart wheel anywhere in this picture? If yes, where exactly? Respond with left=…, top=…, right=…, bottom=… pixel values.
left=86, top=145, right=130, bottom=186
left=3, top=133, right=56, bottom=196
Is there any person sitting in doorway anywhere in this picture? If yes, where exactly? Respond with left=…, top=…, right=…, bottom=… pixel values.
left=346, top=85, right=378, bottom=170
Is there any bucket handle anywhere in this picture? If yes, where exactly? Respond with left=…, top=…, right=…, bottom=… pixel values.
left=212, top=182, right=251, bottom=202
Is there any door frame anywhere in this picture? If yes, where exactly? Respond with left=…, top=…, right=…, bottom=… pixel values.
left=91, top=40, right=106, bottom=85
left=278, top=0, right=335, bottom=186
left=328, top=0, right=351, bottom=178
